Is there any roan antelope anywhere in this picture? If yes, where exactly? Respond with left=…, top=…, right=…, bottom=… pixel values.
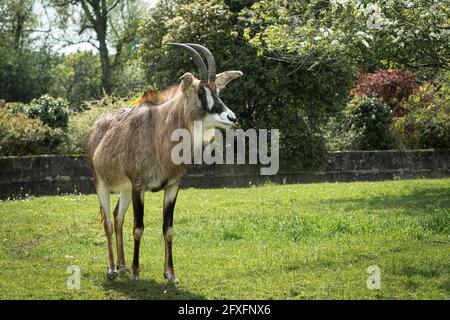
left=87, top=43, right=243, bottom=283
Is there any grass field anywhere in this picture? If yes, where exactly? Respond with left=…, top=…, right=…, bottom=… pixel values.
left=0, top=178, right=449, bottom=300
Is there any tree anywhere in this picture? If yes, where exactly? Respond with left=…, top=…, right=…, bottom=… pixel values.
left=0, top=0, right=56, bottom=102
left=49, top=51, right=101, bottom=109
left=0, top=0, right=36, bottom=49
left=243, top=0, right=450, bottom=77
left=51, top=0, right=144, bottom=93
left=139, top=0, right=354, bottom=166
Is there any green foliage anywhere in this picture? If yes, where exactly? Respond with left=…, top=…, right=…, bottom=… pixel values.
left=327, top=97, right=393, bottom=151
left=0, top=0, right=57, bottom=103
left=349, top=97, right=393, bottom=150
left=65, top=95, right=129, bottom=154
left=0, top=0, right=37, bottom=49
left=139, top=0, right=354, bottom=166
left=325, top=113, right=363, bottom=152
left=242, top=0, right=449, bottom=76
left=256, top=104, right=328, bottom=167
left=49, top=52, right=101, bottom=110
left=2, top=94, right=130, bottom=156
left=10, top=95, right=70, bottom=130
left=110, top=59, right=147, bottom=98
left=47, top=51, right=146, bottom=111
left=0, top=109, right=67, bottom=156
left=0, top=46, right=57, bottom=103
left=392, top=83, right=450, bottom=149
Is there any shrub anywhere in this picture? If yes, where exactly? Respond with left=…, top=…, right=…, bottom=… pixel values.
left=0, top=109, right=67, bottom=156
left=9, top=95, right=70, bottom=130
left=392, top=83, right=450, bottom=149
left=65, top=95, right=128, bottom=155
left=326, top=97, right=393, bottom=151
left=325, top=114, right=364, bottom=152
left=349, top=97, right=393, bottom=150
left=353, top=68, right=418, bottom=116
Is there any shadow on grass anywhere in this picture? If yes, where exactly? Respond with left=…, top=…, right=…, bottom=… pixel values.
left=317, top=186, right=449, bottom=216
left=101, top=276, right=205, bottom=300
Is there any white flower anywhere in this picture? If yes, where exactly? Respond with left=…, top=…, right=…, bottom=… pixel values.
left=361, top=39, right=370, bottom=48
left=429, top=32, right=439, bottom=39
left=391, top=36, right=400, bottom=43
left=331, top=0, right=350, bottom=6
left=364, top=3, right=375, bottom=16
left=367, top=14, right=382, bottom=30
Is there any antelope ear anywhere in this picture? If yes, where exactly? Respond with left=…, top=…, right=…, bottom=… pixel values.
left=180, top=72, right=196, bottom=92
left=216, top=71, right=243, bottom=90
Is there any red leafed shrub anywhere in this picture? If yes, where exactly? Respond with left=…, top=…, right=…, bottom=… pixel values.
left=353, top=69, right=419, bottom=116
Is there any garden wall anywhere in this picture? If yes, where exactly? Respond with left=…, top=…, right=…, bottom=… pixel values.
left=0, top=150, right=448, bottom=199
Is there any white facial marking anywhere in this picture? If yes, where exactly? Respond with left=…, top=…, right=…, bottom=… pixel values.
left=205, top=87, right=214, bottom=111
left=219, top=111, right=229, bottom=122
left=202, top=106, right=237, bottom=130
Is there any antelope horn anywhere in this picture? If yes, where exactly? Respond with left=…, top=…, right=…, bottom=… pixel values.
left=167, top=42, right=208, bottom=83
left=185, top=43, right=216, bottom=83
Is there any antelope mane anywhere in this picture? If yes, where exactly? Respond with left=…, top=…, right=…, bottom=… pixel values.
left=133, top=85, right=180, bottom=107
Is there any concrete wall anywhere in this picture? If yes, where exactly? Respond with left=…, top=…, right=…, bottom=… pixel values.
left=0, top=150, right=448, bottom=199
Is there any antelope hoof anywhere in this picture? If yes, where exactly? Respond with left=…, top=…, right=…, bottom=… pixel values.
left=130, top=274, right=139, bottom=281
left=131, top=269, right=140, bottom=281
left=164, top=271, right=179, bottom=284
left=107, top=270, right=118, bottom=280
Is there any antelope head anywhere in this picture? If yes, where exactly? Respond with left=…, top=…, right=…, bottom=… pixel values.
left=167, top=43, right=243, bottom=130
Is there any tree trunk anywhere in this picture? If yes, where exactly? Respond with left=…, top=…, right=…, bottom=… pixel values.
left=14, top=14, right=25, bottom=49
left=98, top=32, right=111, bottom=94
left=78, top=0, right=112, bottom=94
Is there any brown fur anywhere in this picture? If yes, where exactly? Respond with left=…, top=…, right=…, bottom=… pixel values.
left=88, top=80, right=205, bottom=192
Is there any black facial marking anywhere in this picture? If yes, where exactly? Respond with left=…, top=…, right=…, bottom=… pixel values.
left=198, top=86, right=225, bottom=114
left=210, top=95, right=225, bottom=114
left=198, top=87, right=208, bottom=111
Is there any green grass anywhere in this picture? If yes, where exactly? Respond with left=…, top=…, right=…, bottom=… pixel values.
left=0, top=178, right=449, bottom=300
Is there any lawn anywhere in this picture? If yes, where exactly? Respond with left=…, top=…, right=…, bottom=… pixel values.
left=0, top=178, right=449, bottom=300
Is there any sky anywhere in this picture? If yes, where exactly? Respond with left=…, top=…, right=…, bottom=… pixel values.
left=33, top=0, right=158, bottom=54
